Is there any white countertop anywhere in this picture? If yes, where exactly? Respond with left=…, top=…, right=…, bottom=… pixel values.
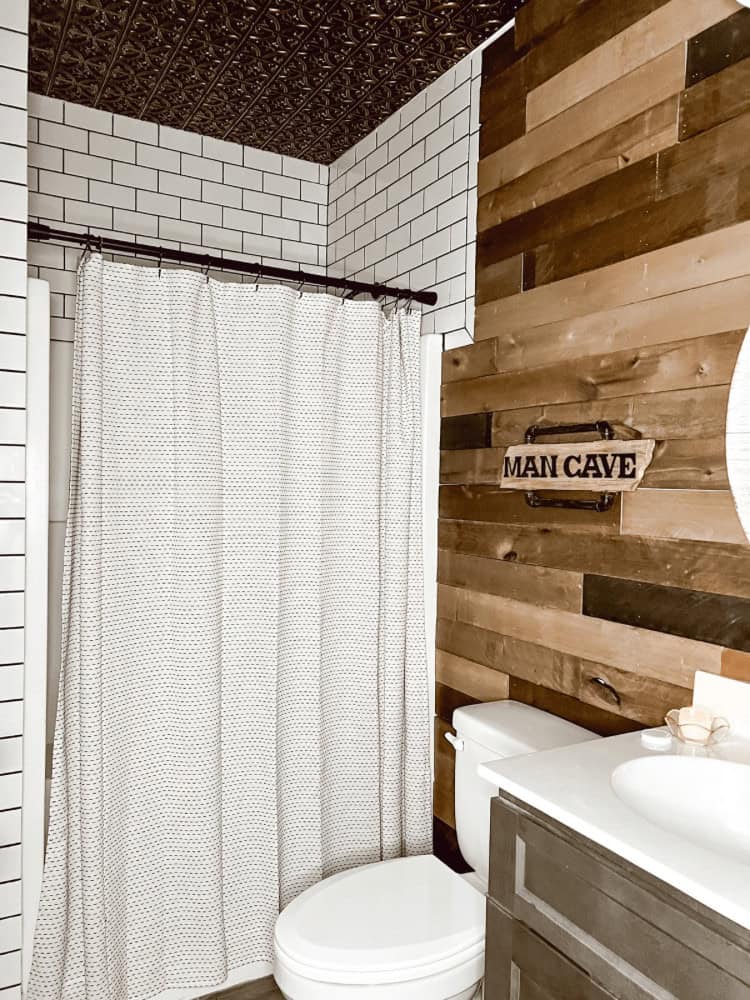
left=479, top=729, right=750, bottom=929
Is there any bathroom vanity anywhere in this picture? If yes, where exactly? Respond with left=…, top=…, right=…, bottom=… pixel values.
left=485, top=791, right=750, bottom=999
left=481, top=717, right=750, bottom=1000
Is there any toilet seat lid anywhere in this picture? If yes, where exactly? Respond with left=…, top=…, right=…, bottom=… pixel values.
left=274, top=855, right=485, bottom=982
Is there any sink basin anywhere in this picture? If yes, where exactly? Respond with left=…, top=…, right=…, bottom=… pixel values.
left=611, top=755, right=750, bottom=866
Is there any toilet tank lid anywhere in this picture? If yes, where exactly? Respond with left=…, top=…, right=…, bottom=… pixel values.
left=452, top=701, right=598, bottom=756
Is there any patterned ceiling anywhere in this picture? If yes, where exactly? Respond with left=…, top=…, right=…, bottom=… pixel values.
left=29, top=0, right=523, bottom=164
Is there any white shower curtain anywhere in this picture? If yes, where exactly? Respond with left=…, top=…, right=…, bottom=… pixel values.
left=29, top=254, right=432, bottom=1000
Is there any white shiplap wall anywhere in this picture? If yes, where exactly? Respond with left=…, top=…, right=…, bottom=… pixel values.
left=0, top=3, right=28, bottom=995
left=26, top=96, right=331, bottom=747
left=327, top=49, right=482, bottom=350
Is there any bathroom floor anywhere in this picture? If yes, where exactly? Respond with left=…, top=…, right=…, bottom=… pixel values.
left=201, top=977, right=282, bottom=1000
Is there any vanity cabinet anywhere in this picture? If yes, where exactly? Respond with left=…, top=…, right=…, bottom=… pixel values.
left=485, top=792, right=750, bottom=1000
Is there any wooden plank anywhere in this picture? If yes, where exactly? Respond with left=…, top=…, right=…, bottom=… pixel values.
left=526, top=0, right=737, bottom=131
left=491, top=387, right=730, bottom=446
left=437, top=519, right=750, bottom=600
left=508, top=677, right=642, bottom=735
left=583, top=574, right=750, bottom=652
left=438, top=548, right=583, bottom=611
left=500, top=440, right=655, bottom=492
left=441, top=437, right=728, bottom=491
left=436, top=647, right=510, bottom=702
left=473, top=275, right=750, bottom=371
left=680, top=57, right=750, bottom=139
left=534, top=167, right=750, bottom=286
left=439, top=485, right=622, bottom=532
left=477, top=156, right=658, bottom=273
left=657, top=109, right=750, bottom=200
left=437, top=618, right=686, bottom=726
left=479, top=103, right=528, bottom=161
left=441, top=331, right=743, bottom=418
left=439, top=583, right=724, bottom=685
left=474, top=220, right=750, bottom=339
left=472, top=253, right=524, bottom=306
left=436, top=682, right=479, bottom=725
left=478, top=98, right=678, bottom=230
left=439, top=412, right=492, bottom=450
left=721, top=648, right=750, bottom=682
left=434, top=718, right=456, bottom=828
left=686, top=7, right=750, bottom=86
left=482, top=22, right=525, bottom=83
left=514, top=0, right=589, bottom=50
left=433, top=814, right=471, bottom=873
left=477, top=45, right=685, bottom=194
left=621, top=489, right=747, bottom=543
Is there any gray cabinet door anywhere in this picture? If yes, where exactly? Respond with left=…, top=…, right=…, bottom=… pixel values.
left=487, top=793, right=750, bottom=1000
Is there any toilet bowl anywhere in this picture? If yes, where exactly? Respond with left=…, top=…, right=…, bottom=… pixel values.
left=273, top=701, right=599, bottom=999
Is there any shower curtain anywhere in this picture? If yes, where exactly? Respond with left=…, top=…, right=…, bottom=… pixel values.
left=29, top=254, right=432, bottom=1000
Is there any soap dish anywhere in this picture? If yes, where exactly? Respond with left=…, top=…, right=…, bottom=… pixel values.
left=665, top=707, right=729, bottom=747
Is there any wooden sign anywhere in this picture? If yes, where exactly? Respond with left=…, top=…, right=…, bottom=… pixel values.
left=501, top=439, right=655, bottom=492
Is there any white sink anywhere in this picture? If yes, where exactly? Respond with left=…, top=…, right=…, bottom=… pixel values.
left=611, top=755, right=750, bottom=866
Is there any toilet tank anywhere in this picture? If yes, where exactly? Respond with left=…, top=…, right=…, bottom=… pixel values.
left=450, top=701, right=598, bottom=886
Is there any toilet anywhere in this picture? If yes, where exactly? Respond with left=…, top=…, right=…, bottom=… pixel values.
left=273, top=701, right=598, bottom=999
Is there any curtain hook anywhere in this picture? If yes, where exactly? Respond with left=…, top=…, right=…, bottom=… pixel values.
left=158, top=248, right=162, bottom=279
left=254, top=262, right=263, bottom=292
left=203, top=254, right=210, bottom=283
left=296, top=276, right=304, bottom=299
left=97, top=233, right=103, bottom=255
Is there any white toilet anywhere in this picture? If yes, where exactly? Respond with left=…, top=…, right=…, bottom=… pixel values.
left=273, top=701, right=598, bottom=999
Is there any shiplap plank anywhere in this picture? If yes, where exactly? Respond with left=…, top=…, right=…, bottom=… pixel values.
left=474, top=220, right=750, bottom=338
left=435, top=648, right=510, bottom=703
left=680, top=56, right=750, bottom=140
left=439, top=485, right=622, bottom=532
left=508, top=677, right=642, bottom=735
left=478, top=98, right=678, bottom=231
left=438, top=583, right=724, bottom=686
left=438, top=548, right=583, bottom=611
left=621, top=489, right=747, bottom=544
left=437, top=519, right=750, bottom=600
left=525, top=0, right=736, bottom=130
left=477, top=45, right=685, bottom=194
left=434, top=718, right=456, bottom=829
left=441, top=331, right=743, bottom=418
left=686, top=7, right=750, bottom=86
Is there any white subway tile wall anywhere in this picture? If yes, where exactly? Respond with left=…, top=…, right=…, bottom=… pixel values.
left=27, top=96, right=331, bottom=757
left=0, top=2, right=27, bottom=992
left=327, top=51, right=480, bottom=350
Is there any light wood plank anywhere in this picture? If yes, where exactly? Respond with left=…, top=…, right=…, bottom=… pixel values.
left=525, top=0, right=736, bottom=130
left=436, top=649, right=510, bottom=702
left=621, top=489, right=747, bottom=543
left=474, top=220, right=750, bottom=339
left=438, top=584, right=723, bottom=687
left=478, top=45, right=685, bottom=195
left=439, top=485, right=622, bottom=532
left=441, top=331, right=743, bottom=418
left=478, top=98, right=678, bottom=233
left=438, top=548, right=583, bottom=611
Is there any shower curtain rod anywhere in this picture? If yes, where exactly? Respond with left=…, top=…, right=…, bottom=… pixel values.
left=27, top=222, right=438, bottom=306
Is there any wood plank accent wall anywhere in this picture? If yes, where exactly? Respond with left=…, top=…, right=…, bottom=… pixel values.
left=434, top=0, right=750, bottom=863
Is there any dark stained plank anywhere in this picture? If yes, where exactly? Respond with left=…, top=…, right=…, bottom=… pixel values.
left=433, top=814, right=471, bottom=873
left=440, top=412, right=492, bottom=450
left=583, top=575, right=750, bottom=652
left=514, top=0, right=591, bottom=50
left=200, top=978, right=281, bottom=1000
left=439, top=485, right=622, bottom=532
left=473, top=253, right=525, bottom=306
left=657, top=109, right=750, bottom=199
left=686, top=7, right=750, bottom=86
left=680, top=57, right=750, bottom=139
left=435, top=681, right=479, bottom=725
left=482, top=22, right=524, bottom=83
left=437, top=519, right=750, bottom=601
left=533, top=167, right=750, bottom=286
left=508, top=677, right=642, bottom=736
left=480, top=104, right=528, bottom=160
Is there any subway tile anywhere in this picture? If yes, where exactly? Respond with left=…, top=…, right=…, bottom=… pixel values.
left=0, top=666, right=21, bottom=702
left=28, top=190, right=61, bottom=221
left=263, top=173, right=300, bottom=199
left=159, top=125, right=201, bottom=155
left=439, top=136, right=469, bottom=178
left=89, top=132, right=135, bottom=163
left=0, top=915, right=21, bottom=957
left=386, top=174, right=410, bottom=209
left=27, top=116, right=36, bottom=143
left=0, top=520, right=23, bottom=558
left=411, top=156, right=439, bottom=194
left=300, top=180, right=326, bottom=204
left=0, top=335, right=22, bottom=374
left=27, top=142, right=61, bottom=172
left=385, top=223, right=410, bottom=257
left=375, top=160, right=399, bottom=194
left=136, top=143, right=180, bottom=172
left=0, top=482, right=23, bottom=518
left=158, top=217, right=201, bottom=244
left=38, top=265, right=75, bottom=295
left=425, top=120, right=453, bottom=161
left=344, top=203, right=364, bottom=235
left=400, top=90, right=427, bottom=128
left=202, top=226, right=242, bottom=253
left=89, top=180, right=135, bottom=210
left=409, top=259, right=436, bottom=290
left=0, top=556, right=23, bottom=592
left=222, top=163, right=262, bottom=193
left=0, top=145, right=25, bottom=185
left=26, top=165, right=36, bottom=192
left=0, top=29, right=28, bottom=72
left=263, top=215, right=298, bottom=240
left=436, top=246, right=467, bottom=283
left=243, top=146, right=282, bottom=174
left=281, top=240, right=318, bottom=265
left=363, top=235, right=385, bottom=266
left=136, top=189, right=180, bottom=218
left=423, top=173, right=452, bottom=212
left=412, top=104, right=440, bottom=144
left=0, top=810, right=20, bottom=848
left=223, top=206, right=262, bottom=234
left=451, top=162, right=469, bottom=196
left=112, top=208, right=158, bottom=238
left=398, top=190, right=423, bottom=227
left=374, top=205, right=398, bottom=239
left=282, top=156, right=319, bottom=182
left=364, top=143, right=388, bottom=179
left=300, top=221, right=325, bottom=245
left=38, top=119, right=88, bottom=155
left=0, top=732, right=21, bottom=770
left=0, top=411, right=24, bottom=447
left=0, top=69, right=24, bottom=111
left=157, top=170, right=200, bottom=199
left=64, top=199, right=112, bottom=229
left=0, top=946, right=20, bottom=987
left=354, top=219, right=376, bottom=251
left=282, top=198, right=317, bottom=223
left=63, top=149, right=111, bottom=181
left=0, top=222, right=24, bottom=260
left=64, top=102, right=112, bottom=133
left=181, top=198, right=221, bottom=226
left=112, top=161, right=157, bottom=191
left=242, top=232, right=281, bottom=258
left=50, top=316, right=74, bottom=341
left=0, top=260, right=25, bottom=298
left=202, top=135, right=242, bottom=165
left=388, top=124, right=413, bottom=162
left=437, top=190, right=468, bottom=231
left=0, top=876, right=21, bottom=915
left=202, top=180, right=242, bottom=208
left=37, top=169, right=86, bottom=202
left=242, top=189, right=280, bottom=216
left=181, top=152, right=221, bottom=182
left=440, top=79, right=471, bottom=125
left=114, top=115, right=159, bottom=145
left=0, top=299, right=24, bottom=336
left=398, top=140, right=425, bottom=178
left=0, top=181, right=24, bottom=222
